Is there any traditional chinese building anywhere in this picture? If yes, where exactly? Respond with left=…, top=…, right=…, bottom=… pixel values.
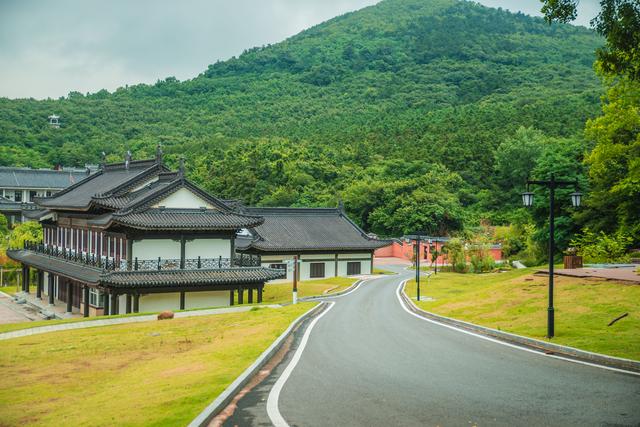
left=7, top=149, right=284, bottom=317
left=236, top=205, right=389, bottom=280
left=0, top=166, right=94, bottom=224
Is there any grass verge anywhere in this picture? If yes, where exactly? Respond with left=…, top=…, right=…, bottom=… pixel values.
left=0, top=303, right=315, bottom=426
left=405, top=269, right=639, bottom=360
left=262, top=276, right=356, bottom=304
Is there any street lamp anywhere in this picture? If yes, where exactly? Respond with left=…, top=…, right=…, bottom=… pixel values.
left=521, top=174, right=582, bottom=338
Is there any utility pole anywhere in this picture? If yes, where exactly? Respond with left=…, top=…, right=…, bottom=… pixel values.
left=293, top=255, right=298, bottom=304
left=415, top=238, right=420, bottom=302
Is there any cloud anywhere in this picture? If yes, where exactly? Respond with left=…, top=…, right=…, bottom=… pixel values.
left=0, top=0, right=601, bottom=99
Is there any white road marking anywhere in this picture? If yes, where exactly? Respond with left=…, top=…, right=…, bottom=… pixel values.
left=395, top=279, right=640, bottom=377
left=266, top=301, right=336, bottom=427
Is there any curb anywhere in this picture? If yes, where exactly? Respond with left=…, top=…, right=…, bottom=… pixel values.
left=188, top=301, right=329, bottom=427
left=299, top=279, right=362, bottom=301
left=399, top=282, right=640, bottom=374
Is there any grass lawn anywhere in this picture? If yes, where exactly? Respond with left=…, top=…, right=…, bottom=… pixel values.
left=0, top=285, right=34, bottom=296
left=0, top=303, right=315, bottom=426
left=405, top=269, right=640, bottom=361
left=0, top=310, right=163, bottom=334
left=262, top=276, right=356, bottom=304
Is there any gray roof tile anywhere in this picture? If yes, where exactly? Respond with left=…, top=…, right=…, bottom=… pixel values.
left=0, top=167, right=91, bottom=190
left=239, top=207, right=390, bottom=252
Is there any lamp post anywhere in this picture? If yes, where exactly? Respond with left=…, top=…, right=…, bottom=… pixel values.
left=415, top=238, right=421, bottom=302
left=522, top=173, right=582, bottom=338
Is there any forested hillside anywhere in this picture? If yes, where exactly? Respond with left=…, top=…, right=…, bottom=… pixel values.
left=0, top=0, right=605, bottom=241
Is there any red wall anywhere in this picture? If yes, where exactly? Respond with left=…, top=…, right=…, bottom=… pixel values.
left=375, top=240, right=502, bottom=263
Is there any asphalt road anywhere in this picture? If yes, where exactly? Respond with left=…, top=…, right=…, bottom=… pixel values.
left=225, top=267, right=640, bottom=426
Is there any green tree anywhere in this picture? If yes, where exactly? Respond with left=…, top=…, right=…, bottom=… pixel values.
left=9, top=222, right=43, bottom=249
left=541, top=0, right=640, bottom=79
left=583, top=77, right=640, bottom=242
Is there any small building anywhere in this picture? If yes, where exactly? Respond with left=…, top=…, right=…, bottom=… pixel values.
left=0, top=166, right=94, bottom=224
left=236, top=206, right=390, bottom=280
left=375, top=236, right=502, bottom=264
left=7, top=151, right=284, bottom=317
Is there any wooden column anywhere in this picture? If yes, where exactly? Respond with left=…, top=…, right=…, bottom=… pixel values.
left=247, top=288, right=253, bottom=304
left=110, top=292, right=118, bottom=315
left=335, top=254, right=339, bottom=277
left=229, top=290, right=234, bottom=306
left=257, top=286, right=263, bottom=303
left=48, top=274, right=54, bottom=305
left=125, top=294, right=132, bottom=314
left=23, top=265, right=30, bottom=293
left=103, top=290, right=110, bottom=315
left=238, top=287, right=244, bottom=304
left=66, top=281, right=72, bottom=313
left=180, top=235, right=186, bottom=269
left=36, top=270, right=43, bottom=299
left=83, top=286, right=90, bottom=317
left=370, top=251, right=374, bottom=274
left=133, top=294, right=140, bottom=313
left=179, top=291, right=185, bottom=310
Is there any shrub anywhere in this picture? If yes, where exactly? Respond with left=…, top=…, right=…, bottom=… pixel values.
left=570, top=228, right=632, bottom=264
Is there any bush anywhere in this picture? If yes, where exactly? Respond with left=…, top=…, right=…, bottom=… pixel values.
left=570, top=228, right=632, bottom=264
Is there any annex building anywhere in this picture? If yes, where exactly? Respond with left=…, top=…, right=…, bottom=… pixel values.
left=0, top=166, right=94, bottom=224
left=8, top=149, right=388, bottom=317
left=237, top=206, right=387, bottom=281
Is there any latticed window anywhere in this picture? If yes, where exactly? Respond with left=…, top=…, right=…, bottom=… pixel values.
left=310, top=263, right=325, bottom=278
left=347, top=262, right=361, bottom=275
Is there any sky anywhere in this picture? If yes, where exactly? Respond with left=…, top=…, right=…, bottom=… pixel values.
left=0, top=0, right=601, bottom=100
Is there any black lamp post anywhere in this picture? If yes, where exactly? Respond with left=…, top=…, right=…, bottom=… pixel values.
left=522, top=174, right=582, bottom=338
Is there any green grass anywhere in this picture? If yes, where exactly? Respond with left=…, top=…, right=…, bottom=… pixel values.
left=262, top=277, right=356, bottom=304
left=0, top=310, right=161, bottom=334
left=0, top=278, right=355, bottom=334
left=405, top=269, right=640, bottom=360
left=0, top=303, right=316, bottom=426
left=0, top=284, right=33, bottom=296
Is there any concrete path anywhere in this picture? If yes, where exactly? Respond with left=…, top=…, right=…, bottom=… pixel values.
left=0, top=293, right=35, bottom=324
left=0, top=304, right=280, bottom=341
left=225, top=265, right=640, bottom=426
left=539, top=266, right=640, bottom=283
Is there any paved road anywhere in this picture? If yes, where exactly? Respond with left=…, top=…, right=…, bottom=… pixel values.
left=225, top=267, right=640, bottom=426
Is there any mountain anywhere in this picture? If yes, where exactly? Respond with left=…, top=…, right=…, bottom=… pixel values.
left=0, top=0, right=603, bottom=236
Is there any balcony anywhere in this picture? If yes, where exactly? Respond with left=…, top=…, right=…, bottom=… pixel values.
left=20, top=241, right=261, bottom=272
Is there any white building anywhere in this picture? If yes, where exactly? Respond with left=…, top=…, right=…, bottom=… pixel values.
left=236, top=206, right=389, bottom=281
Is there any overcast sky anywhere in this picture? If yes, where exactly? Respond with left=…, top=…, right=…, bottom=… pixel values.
left=0, top=0, right=600, bottom=100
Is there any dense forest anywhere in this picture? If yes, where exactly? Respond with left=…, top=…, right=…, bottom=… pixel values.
left=0, top=0, right=636, bottom=262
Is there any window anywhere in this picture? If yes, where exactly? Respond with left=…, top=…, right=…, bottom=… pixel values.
left=89, top=288, right=104, bottom=307
left=14, top=191, right=22, bottom=202
left=347, top=262, right=361, bottom=275
left=309, top=263, right=325, bottom=278
left=269, top=263, right=287, bottom=272
left=29, top=190, right=37, bottom=201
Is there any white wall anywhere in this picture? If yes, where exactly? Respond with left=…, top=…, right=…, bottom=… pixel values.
left=300, top=254, right=337, bottom=280
left=185, top=239, right=230, bottom=259
left=152, top=188, right=214, bottom=209
left=260, top=253, right=372, bottom=280
left=262, top=255, right=294, bottom=280
left=337, top=253, right=372, bottom=276
left=118, top=294, right=127, bottom=315
left=185, top=290, right=228, bottom=309
left=132, top=239, right=180, bottom=260
left=138, top=293, right=181, bottom=312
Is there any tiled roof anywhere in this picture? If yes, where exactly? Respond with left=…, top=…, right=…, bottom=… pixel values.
left=238, top=207, right=390, bottom=252
left=6, top=250, right=102, bottom=284
left=101, top=267, right=285, bottom=288
left=111, top=208, right=264, bottom=230
left=0, top=167, right=91, bottom=189
left=37, top=160, right=162, bottom=210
